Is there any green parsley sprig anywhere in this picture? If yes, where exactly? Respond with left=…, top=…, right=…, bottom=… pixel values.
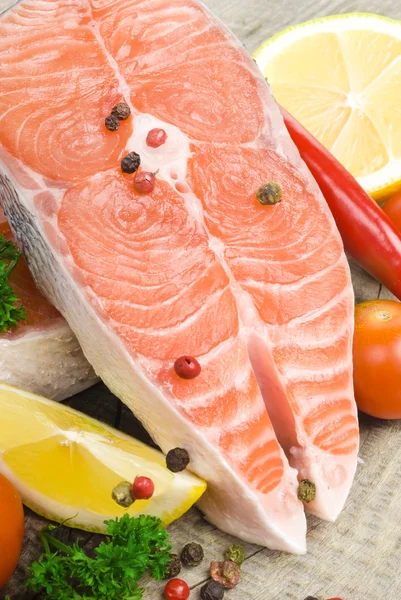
left=26, top=514, right=172, bottom=600
left=0, top=233, right=27, bottom=332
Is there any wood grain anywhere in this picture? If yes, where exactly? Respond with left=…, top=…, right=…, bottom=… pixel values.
left=2, top=0, right=401, bottom=599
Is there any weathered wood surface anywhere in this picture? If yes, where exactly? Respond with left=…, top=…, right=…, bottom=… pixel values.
left=2, top=0, right=401, bottom=599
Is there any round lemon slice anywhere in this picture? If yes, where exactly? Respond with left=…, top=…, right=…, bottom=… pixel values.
left=254, top=13, right=401, bottom=200
left=0, top=383, right=206, bottom=532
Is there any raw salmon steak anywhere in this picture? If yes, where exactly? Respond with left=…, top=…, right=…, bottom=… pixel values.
left=0, top=206, right=98, bottom=399
left=0, top=0, right=358, bottom=550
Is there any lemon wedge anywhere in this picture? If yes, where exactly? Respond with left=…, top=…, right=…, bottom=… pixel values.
left=254, top=13, right=401, bottom=201
left=0, top=383, right=206, bottom=532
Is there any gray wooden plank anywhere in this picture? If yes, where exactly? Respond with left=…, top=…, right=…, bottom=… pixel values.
left=206, top=0, right=401, bottom=52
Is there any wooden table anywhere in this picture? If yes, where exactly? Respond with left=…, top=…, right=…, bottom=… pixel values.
left=3, top=0, right=401, bottom=598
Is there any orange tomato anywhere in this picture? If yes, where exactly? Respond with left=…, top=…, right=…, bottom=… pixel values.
left=0, top=474, right=24, bottom=589
left=353, top=300, right=401, bottom=419
left=383, top=190, right=401, bottom=232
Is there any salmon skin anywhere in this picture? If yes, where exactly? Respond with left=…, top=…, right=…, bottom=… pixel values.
left=0, top=0, right=358, bottom=551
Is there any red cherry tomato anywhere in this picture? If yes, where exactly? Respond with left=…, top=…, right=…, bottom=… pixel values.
left=0, top=474, right=24, bottom=589
left=353, top=300, right=401, bottom=419
left=383, top=190, right=401, bottom=232
left=164, top=578, right=190, bottom=600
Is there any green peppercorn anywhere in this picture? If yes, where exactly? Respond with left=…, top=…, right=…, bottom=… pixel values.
left=111, top=481, right=134, bottom=507
left=298, top=479, right=316, bottom=503
left=166, top=448, right=190, bottom=472
left=105, top=115, right=120, bottom=131
left=256, top=180, right=282, bottom=205
left=164, top=553, right=181, bottom=579
left=181, top=542, right=204, bottom=566
left=225, top=544, right=245, bottom=565
left=200, top=580, right=225, bottom=600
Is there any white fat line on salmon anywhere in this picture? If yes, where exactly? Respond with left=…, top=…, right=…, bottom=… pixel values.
left=282, top=362, right=351, bottom=384
left=241, top=254, right=345, bottom=292
left=296, top=389, right=357, bottom=416
left=104, top=286, right=230, bottom=335
left=226, top=235, right=334, bottom=266
left=280, top=286, right=354, bottom=329
left=174, top=368, right=255, bottom=410
left=272, top=323, right=351, bottom=350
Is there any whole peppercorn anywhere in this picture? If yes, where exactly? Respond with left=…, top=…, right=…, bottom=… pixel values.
left=164, top=553, right=181, bottom=579
left=166, top=448, right=190, bottom=473
left=200, top=580, right=225, bottom=600
left=133, top=171, right=156, bottom=194
left=121, top=151, right=141, bottom=174
left=298, top=479, right=316, bottom=503
left=111, top=102, right=131, bottom=120
left=132, top=475, right=154, bottom=500
left=111, top=481, right=134, bottom=507
left=210, top=561, right=240, bottom=590
left=174, top=356, right=201, bottom=380
left=181, top=542, right=204, bottom=566
left=225, top=544, right=245, bottom=565
left=304, top=597, right=319, bottom=600
left=105, top=115, right=120, bottom=131
left=256, top=180, right=282, bottom=205
left=146, top=127, right=168, bottom=148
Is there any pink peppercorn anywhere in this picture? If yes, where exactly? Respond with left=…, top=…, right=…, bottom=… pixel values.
left=146, top=128, right=168, bottom=148
left=134, top=171, right=156, bottom=194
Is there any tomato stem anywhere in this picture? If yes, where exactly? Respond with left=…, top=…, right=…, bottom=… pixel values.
left=375, top=310, right=392, bottom=321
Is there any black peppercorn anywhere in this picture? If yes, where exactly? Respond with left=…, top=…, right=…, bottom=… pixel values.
left=181, top=542, right=204, bottom=566
left=112, top=102, right=131, bottom=120
left=304, top=597, right=319, bottom=600
left=200, top=580, right=225, bottom=600
left=164, top=553, right=181, bottom=579
left=105, top=115, right=120, bottom=131
left=166, top=448, right=190, bottom=472
left=121, top=151, right=141, bottom=174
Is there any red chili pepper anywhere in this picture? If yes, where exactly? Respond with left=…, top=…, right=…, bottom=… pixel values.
left=280, top=106, right=401, bottom=301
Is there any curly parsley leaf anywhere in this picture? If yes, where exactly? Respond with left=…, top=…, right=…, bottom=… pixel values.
left=26, top=514, right=172, bottom=599
left=0, top=233, right=27, bottom=332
